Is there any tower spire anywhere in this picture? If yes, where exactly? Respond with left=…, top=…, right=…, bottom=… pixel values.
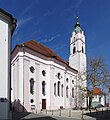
left=74, top=16, right=82, bottom=33
left=74, top=16, right=80, bottom=28
left=76, top=16, right=79, bottom=23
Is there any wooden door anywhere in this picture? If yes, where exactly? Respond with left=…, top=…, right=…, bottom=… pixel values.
left=42, top=99, right=46, bottom=109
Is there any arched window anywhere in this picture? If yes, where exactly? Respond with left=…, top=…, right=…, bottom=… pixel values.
left=58, top=81, right=60, bottom=96
left=54, top=83, right=56, bottom=96
left=30, top=78, right=35, bottom=95
left=66, top=86, right=69, bottom=98
left=42, top=81, right=46, bottom=96
left=61, top=84, right=63, bottom=97
left=72, top=80, right=74, bottom=84
left=73, top=46, right=76, bottom=54
left=82, top=46, right=84, bottom=53
left=66, top=78, right=68, bottom=83
left=72, top=88, right=74, bottom=98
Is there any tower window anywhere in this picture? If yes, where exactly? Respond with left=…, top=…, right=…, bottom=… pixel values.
left=73, top=46, right=76, bottom=54
left=82, top=46, right=84, bottom=53
left=30, top=78, right=35, bottom=95
left=42, top=81, right=46, bottom=96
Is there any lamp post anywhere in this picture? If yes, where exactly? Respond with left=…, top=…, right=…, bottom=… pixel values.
left=0, top=8, right=16, bottom=119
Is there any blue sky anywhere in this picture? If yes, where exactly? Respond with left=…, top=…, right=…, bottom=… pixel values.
left=0, top=0, right=110, bottom=65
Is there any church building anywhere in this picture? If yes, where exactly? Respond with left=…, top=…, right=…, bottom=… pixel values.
left=11, top=17, right=86, bottom=112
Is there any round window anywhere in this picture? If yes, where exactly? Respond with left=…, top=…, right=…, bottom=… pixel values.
left=30, top=66, right=35, bottom=73
left=30, top=99, right=34, bottom=103
left=42, top=70, right=46, bottom=76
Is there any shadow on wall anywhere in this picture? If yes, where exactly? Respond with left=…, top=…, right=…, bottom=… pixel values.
left=12, top=99, right=27, bottom=112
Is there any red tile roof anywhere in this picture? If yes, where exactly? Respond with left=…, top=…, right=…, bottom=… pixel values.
left=15, top=40, right=77, bottom=72
left=93, top=87, right=104, bottom=95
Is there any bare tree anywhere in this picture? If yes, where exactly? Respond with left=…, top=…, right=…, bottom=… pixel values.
left=78, top=57, right=110, bottom=110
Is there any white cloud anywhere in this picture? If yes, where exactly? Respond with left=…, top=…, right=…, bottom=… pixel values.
left=21, top=0, right=39, bottom=16
left=74, top=0, right=83, bottom=10
left=17, top=17, right=33, bottom=27
left=64, top=0, right=83, bottom=12
left=34, top=17, right=43, bottom=26
left=54, top=45, right=65, bottom=51
left=39, top=34, right=60, bottom=43
left=64, top=6, right=75, bottom=12
left=13, top=17, right=33, bottom=36
left=44, top=9, right=56, bottom=17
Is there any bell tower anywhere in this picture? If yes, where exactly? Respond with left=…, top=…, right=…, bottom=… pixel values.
left=69, top=17, right=87, bottom=107
left=69, top=17, right=86, bottom=72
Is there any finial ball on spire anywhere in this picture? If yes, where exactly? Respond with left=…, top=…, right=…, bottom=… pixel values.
left=76, top=16, right=79, bottom=22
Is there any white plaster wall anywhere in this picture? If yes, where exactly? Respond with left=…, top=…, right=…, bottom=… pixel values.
left=18, top=56, right=24, bottom=104
left=0, top=13, right=14, bottom=119
left=11, top=47, right=77, bottom=111
left=92, top=95, right=105, bottom=106
left=35, top=63, right=40, bottom=110
left=23, top=59, right=30, bottom=111
left=0, top=19, right=8, bottom=98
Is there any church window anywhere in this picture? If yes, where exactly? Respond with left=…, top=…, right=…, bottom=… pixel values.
left=72, top=80, right=74, bottom=84
left=58, top=81, right=60, bottom=96
left=42, top=81, right=46, bottom=96
left=42, top=70, right=46, bottom=76
left=66, top=78, right=68, bottom=83
left=57, top=72, right=62, bottom=80
left=99, top=96, right=102, bottom=102
left=66, top=86, right=69, bottom=98
left=30, top=99, right=34, bottom=103
left=54, top=83, right=56, bottom=96
left=30, top=78, right=35, bottom=95
left=72, top=88, right=74, bottom=98
left=82, top=46, right=84, bottom=53
left=30, top=66, right=35, bottom=73
left=73, top=46, right=76, bottom=54
left=61, top=84, right=63, bottom=97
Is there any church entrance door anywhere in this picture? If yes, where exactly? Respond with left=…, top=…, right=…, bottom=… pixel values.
left=42, top=99, right=46, bottom=109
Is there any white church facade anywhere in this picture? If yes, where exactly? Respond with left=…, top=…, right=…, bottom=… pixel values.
left=11, top=18, right=86, bottom=112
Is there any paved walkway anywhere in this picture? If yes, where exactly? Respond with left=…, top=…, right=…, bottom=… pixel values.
left=12, top=109, right=96, bottom=120
left=12, top=108, right=110, bottom=120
